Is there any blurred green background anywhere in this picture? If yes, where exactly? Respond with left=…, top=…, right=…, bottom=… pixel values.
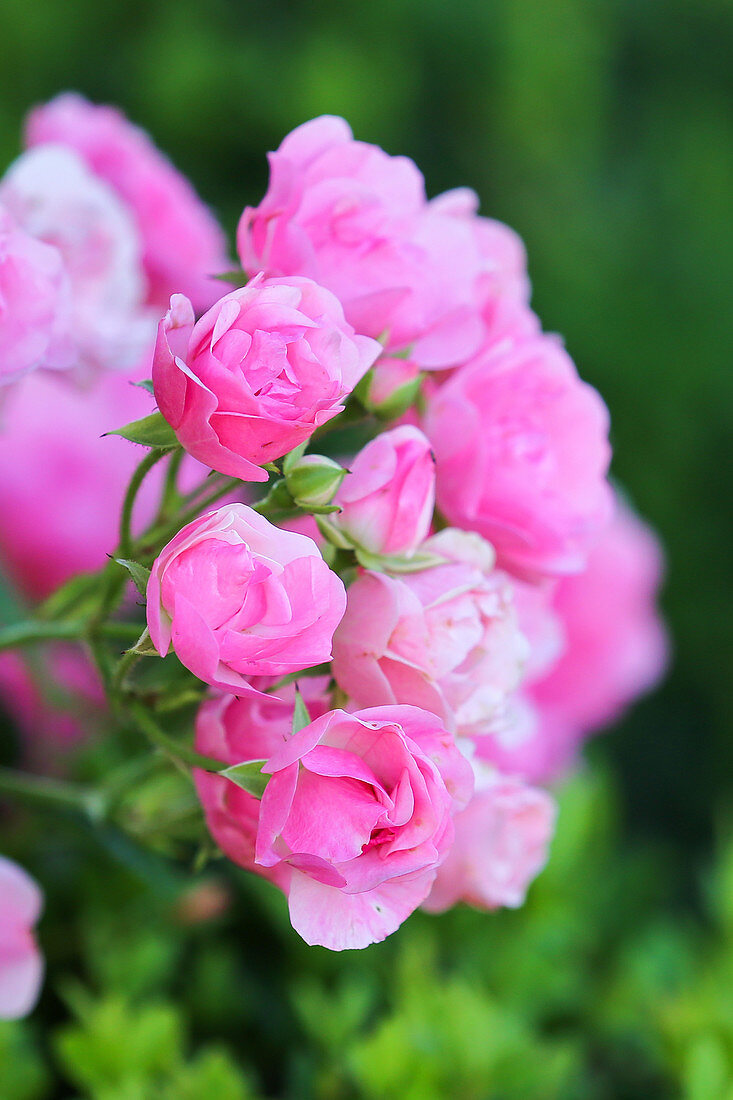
left=1, top=0, right=732, bottom=1096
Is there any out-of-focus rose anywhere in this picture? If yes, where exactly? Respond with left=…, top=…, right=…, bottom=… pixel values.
left=0, top=146, right=154, bottom=373
left=328, top=426, right=435, bottom=558
left=356, top=356, right=422, bottom=420
left=237, top=116, right=526, bottom=370
left=153, top=277, right=380, bottom=481
left=425, top=333, right=613, bottom=579
left=194, top=678, right=331, bottom=884
left=332, top=529, right=528, bottom=736
left=0, top=368, right=166, bottom=600
left=146, top=504, right=346, bottom=693
left=253, top=705, right=473, bottom=950
left=25, top=92, right=229, bottom=311
left=423, top=767, right=555, bottom=912
left=0, top=205, right=74, bottom=384
left=0, top=856, right=43, bottom=1019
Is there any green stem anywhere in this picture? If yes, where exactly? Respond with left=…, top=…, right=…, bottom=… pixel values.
left=0, top=620, right=88, bottom=652
left=0, top=767, right=106, bottom=820
left=110, top=647, right=141, bottom=701
left=157, top=448, right=185, bottom=523
left=128, top=701, right=225, bottom=773
left=119, top=449, right=168, bottom=560
left=138, top=477, right=240, bottom=557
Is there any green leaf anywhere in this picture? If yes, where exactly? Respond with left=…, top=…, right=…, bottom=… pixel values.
left=116, top=558, right=152, bottom=597
left=133, top=379, right=155, bottom=395
left=108, top=412, right=178, bottom=450
left=219, top=760, right=268, bottom=800
left=292, top=688, right=311, bottom=735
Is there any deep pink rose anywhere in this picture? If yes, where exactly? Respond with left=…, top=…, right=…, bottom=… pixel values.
left=425, top=333, right=613, bottom=578
left=254, top=705, right=473, bottom=949
left=146, top=504, right=346, bottom=693
left=0, top=206, right=74, bottom=384
left=0, top=367, right=168, bottom=600
left=194, top=679, right=331, bottom=887
left=238, top=116, right=496, bottom=370
left=0, top=857, right=43, bottom=1019
left=153, top=277, right=380, bottom=481
left=332, top=529, right=528, bottom=737
left=0, top=146, right=155, bottom=374
left=423, top=770, right=555, bottom=913
left=26, top=92, right=229, bottom=311
left=329, top=426, right=435, bottom=557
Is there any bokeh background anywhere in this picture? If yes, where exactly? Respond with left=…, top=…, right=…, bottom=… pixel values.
left=1, top=1, right=732, bottom=1096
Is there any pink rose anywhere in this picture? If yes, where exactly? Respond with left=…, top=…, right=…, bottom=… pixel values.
left=0, top=367, right=168, bottom=600
left=146, top=504, right=346, bottom=693
left=0, top=206, right=74, bottom=384
left=425, top=333, right=613, bottom=578
left=26, top=92, right=229, bottom=311
left=237, top=117, right=491, bottom=369
left=328, top=426, right=435, bottom=557
left=0, top=146, right=154, bottom=373
left=332, top=529, right=528, bottom=736
left=194, top=679, right=331, bottom=886
left=0, top=857, right=43, bottom=1019
left=423, top=770, right=555, bottom=913
left=254, top=705, right=473, bottom=949
left=153, top=277, right=380, bottom=481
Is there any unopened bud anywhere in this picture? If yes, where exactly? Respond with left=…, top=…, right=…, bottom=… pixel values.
left=355, top=358, right=422, bottom=420
left=284, top=454, right=347, bottom=509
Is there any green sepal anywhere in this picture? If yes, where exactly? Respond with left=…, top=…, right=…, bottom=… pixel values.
left=133, top=379, right=155, bottom=395
left=128, top=627, right=161, bottom=657
left=107, top=412, right=178, bottom=450
left=292, top=688, right=311, bottom=735
left=219, top=760, right=268, bottom=799
left=354, top=547, right=447, bottom=574
left=115, top=558, right=152, bottom=597
left=212, top=269, right=249, bottom=286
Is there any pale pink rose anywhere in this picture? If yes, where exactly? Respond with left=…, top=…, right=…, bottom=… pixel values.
left=0, top=856, right=43, bottom=1019
left=423, top=769, right=555, bottom=913
left=529, top=498, right=669, bottom=739
left=153, top=277, right=380, bottom=481
left=194, top=679, right=331, bottom=886
left=425, top=333, right=613, bottom=578
left=26, top=92, right=229, bottom=311
left=473, top=695, right=579, bottom=785
left=0, top=146, right=154, bottom=373
left=237, top=116, right=491, bottom=370
left=329, top=426, right=435, bottom=557
left=254, top=705, right=473, bottom=949
left=0, top=367, right=166, bottom=600
left=0, top=647, right=103, bottom=755
left=146, top=504, right=346, bottom=694
left=0, top=205, right=74, bottom=384
left=332, top=529, right=528, bottom=737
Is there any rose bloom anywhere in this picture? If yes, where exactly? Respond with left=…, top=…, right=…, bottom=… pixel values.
left=329, top=425, right=435, bottom=557
left=253, top=705, right=473, bottom=950
left=194, top=678, right=332, bottom=888
left=423, top=768, right=556, bottom=913
left=0, top=857, right=43, bottom=1019
left=0, top=146, right=154, bottom=373
left=146, top=504, right=346, bottom=694
left=238, top=116, right=533, bottom=370
left=476, top=499, right=669, bottom=783
left=0, top=205, right=74, bottom=384
left=332, top=529, right=528, bottom=737
left=425, top=332, right=613, bottom=579
left=153, top=276, right=380, bottom=481
left=26, top=92, right=229, bottom=311
left=0, top=367, right=168, bottom=600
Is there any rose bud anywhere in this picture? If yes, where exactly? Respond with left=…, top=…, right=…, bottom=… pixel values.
left=146, top=504, right=346, bottom=694
left=283, top=453, right=347, bottom=510
left=423, top=768, right=555, bottom=913
left=355, top=357, right=422, bottom=420
left=332, top=529, right=528, bottom=737
left=253, top=705, right=474, bottom=950
left=153, top=276, right=381, bottom=481
left=0, top=856, right=44, bottom=1019
left=327, top=426, right=435, bottom=558
left=424, top=332, right=613, bottom=579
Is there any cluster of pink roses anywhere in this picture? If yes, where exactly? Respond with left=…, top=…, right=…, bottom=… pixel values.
left=0, top=101, right=668, bottom=987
